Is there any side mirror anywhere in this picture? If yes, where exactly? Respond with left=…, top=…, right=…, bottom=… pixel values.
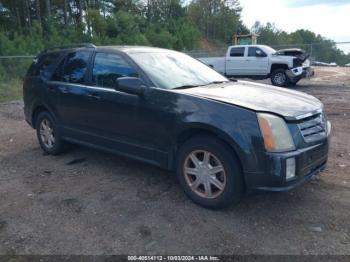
left=256, top=50, right=266, bottom=57
left=116, top=77, right=146, bottom=96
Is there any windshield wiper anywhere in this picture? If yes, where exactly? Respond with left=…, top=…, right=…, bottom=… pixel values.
left=208, top=80, right=231, bottom=84
left=173, top=80, right=234, bottom=90
left=173, top=84, right=201, bottom=90
left=211, top=78, right=238, bottom=83
left=228, top=77, right=238, bottom=82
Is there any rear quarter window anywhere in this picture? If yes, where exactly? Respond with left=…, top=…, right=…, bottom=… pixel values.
left=27, top=53, right=60, bottom=80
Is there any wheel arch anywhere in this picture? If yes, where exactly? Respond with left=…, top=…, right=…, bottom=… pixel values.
left=270, top=63, right=289, bottom=74
left=31, top=104, right=56, bottom=128
left=169, top=124, right=247, bottom=188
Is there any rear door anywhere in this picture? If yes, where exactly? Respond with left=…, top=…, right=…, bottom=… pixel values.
left=225, top=46, right=247, bottom=76
left=245, top=47, right=269, bottom=75
left=48, top=50, right=95, bottom=137
left=24, top=52, right=63, bottom=121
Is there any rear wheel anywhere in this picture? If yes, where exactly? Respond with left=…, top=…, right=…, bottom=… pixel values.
left=176, top=136, right=243, bottom=209
left=35, top=111, right=65, bottom=155
left=271, top=69, right=289, bottom=87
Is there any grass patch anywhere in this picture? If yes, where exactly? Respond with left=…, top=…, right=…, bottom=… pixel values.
left=0, top=78, right=23, bottom=103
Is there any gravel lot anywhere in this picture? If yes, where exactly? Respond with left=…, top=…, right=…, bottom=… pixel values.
left=0, top=67, right=349, bottom=255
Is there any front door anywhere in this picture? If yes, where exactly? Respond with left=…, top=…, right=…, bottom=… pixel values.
left=82, top=52, right=156, bottom=160
left=245, top=47, right=269, bottom=75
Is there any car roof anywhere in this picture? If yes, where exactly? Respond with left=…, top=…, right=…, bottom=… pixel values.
left=42, top=45, right=174, bottom=56
left=229, top=44, right=270, bottom=48
left=96, top=45, right=172, bottom=54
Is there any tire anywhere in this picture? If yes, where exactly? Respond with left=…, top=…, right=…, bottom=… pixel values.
left=288, top=79, right=300, bottom=87
left=176, top=135, right=244, bottom=209
left=271, top=69, right=289, bottom=87
left=35, top=111, right=65, bottom=155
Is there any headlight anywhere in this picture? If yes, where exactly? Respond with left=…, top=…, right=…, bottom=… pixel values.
left=303, top=59, right=310, bottom=67
left=326, top=121, right=331, bottom=136
left=257, top=113, right=296, bottom=152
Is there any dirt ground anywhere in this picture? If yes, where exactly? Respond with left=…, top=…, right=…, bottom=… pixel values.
left=0, top=67, right=349, bottom=255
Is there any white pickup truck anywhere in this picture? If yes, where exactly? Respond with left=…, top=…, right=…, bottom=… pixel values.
left=198, top=45, right=314, bottom=87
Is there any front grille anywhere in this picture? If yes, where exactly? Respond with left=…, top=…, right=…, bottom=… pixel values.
left=298, top=113, right=327, bottom=143
left=293, top=58, right=303, bottom=67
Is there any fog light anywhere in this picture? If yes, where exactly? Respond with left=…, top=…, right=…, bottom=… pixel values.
left=286, top=158, right=296, bottom=180
left=327, top=121, right=331, bottom=136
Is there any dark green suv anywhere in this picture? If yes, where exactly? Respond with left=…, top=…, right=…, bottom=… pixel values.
left=23, top=44, right=331, bottom=209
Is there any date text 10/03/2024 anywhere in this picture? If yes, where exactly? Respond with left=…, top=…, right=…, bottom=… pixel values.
left=127, top=255, right=220, bottom=261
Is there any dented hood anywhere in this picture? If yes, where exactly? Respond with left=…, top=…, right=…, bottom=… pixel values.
left=174, top=81, right=322, bottom=121
left=274, top=48, right=309, bottom=63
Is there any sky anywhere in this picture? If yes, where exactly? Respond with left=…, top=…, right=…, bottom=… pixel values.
left=239, top=0, right=350, bottom=53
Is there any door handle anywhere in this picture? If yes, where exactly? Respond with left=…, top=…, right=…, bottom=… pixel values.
left=57, top=86, right=69, bottom=94
left=48, top=86, right=57, bottom=92
left=87, top=93, right=101, bottom=100
left=61, top=87, right=69, bottom=94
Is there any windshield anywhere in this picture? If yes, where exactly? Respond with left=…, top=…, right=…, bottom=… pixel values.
left=129, top=51, right=228, bottom=89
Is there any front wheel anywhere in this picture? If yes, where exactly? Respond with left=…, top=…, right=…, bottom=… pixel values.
left=271, top=69, right=289, bottom=87
left=288, top=79, right=300, bottom=87
left=35, top=111, right=66, bottom=155
left=176, top=136, right=243, bottom=209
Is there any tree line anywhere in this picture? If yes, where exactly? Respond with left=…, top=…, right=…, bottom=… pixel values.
left=0, top=0, right=246, bottom=53
left=0, top=0, right=349, bottom=65
left=252, top=22, right=350, bottom=66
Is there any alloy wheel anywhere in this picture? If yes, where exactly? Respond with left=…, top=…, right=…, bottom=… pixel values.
left=183, top=150, right=226, bottom=199
left=39, top=118, right=55, bottom=149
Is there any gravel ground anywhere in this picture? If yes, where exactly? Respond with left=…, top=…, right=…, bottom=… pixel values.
left=0, top=67, right=349, bottom=255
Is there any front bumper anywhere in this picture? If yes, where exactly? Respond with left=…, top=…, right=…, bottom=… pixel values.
left=246, top=137, right=329, bottom=192
left=286, top=66, right=314, bottom=82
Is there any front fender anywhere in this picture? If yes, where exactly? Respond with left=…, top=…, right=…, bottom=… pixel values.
left=169, top=97, right=264, bottom=176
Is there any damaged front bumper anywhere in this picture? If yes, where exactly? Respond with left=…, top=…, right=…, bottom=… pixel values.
left=248, top=137, right=329, bottom=192
left=286, top=66, right=314, bottom=83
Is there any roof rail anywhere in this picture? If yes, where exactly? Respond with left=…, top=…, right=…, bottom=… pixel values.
left=40, top=43, right=96, bottom=55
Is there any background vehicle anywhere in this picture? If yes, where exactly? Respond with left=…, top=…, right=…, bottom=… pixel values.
left=198, top=45, right=314, bottom=87
left=24, top=45, right=330, bottom=209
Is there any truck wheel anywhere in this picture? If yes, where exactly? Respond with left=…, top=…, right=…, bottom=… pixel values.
left=288, top=79, right=300, bottom=87
left=176, top=136, right=243, bottom=209
left=271, top=69, right=289, bottom=87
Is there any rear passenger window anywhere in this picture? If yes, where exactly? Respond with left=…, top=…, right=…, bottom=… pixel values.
left=230, top=47, right=245, bottom=57
left=92, top=53, right=138, bottom=88
left=53, top=51, right=90, bottom=84
left=51, top=59, right=65, bottom=82
left=27, top=53, right=59, bottom=80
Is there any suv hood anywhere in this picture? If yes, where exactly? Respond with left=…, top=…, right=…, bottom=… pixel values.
left=174, top=81, right=322, bottom=121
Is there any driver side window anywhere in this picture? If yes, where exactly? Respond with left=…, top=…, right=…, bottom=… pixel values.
left=92, top=53, right=138, bottom=89
left=248, top=47, right=266, bottom=57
